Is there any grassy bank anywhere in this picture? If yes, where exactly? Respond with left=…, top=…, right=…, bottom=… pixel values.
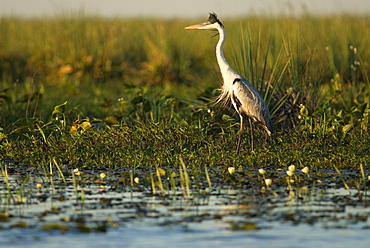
left=0, top=14, right=369, bottom=169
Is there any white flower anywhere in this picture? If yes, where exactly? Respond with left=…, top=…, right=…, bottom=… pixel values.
left=228, top=167, right=235, bottom=175
left=259, top=169, right=266, bottom=175
left=265, top=179, right=272, bottom=186
left=301, top=167, right=309, bottom=174
left=286, top=170, right=294, bottom=177
left=288, top=165, right=296, bottom=172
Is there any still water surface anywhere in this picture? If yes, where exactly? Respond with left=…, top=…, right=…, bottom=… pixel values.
left=1, top=167, right=370, bottom=248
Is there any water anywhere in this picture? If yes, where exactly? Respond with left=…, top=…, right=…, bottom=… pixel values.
left=5, top=223, right=370, bottom=248
left=1, top=166, right=370, bottom=247
left=2, top=213, right=370, bottom=248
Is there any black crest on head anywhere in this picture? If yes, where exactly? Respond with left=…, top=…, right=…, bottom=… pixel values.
left=207, top=12, right=223, bottom=27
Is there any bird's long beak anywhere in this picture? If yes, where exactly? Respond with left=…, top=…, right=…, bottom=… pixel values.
left=184, top=22, right=208, bottom=29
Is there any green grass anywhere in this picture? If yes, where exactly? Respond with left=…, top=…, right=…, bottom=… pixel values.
left=0, top=14, right=370, bottom=171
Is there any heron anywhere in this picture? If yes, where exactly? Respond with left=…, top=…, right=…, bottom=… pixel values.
left=185, top=12, right=274, bottom=152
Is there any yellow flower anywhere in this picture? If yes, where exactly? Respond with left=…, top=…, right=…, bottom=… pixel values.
left=301, top=167, right=309, bottom=174
left=265, top=179, right=272, bottom=186
left=259, top=169, right=266, bottom=175
left=36, top=183, right=42, bottom=189
left=73, top=168, right=81, bottom=176
left=100, top=173, right=106, bottom=179
left=228, top=167, right=235, bottom=175
left=286, top=170, right=294, bottom=177
left=288, top=165, right=296, bottom=172
left=134, top=177, right=140, bottom=184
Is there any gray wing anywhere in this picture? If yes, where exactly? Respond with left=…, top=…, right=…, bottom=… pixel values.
left=231, top=78, right=274, bottom=136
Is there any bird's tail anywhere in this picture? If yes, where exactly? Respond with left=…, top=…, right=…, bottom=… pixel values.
left=215, top=85, right=233, bottom=107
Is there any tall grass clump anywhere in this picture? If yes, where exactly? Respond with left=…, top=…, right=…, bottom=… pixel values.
left=218, top=15, right=370, bottom=135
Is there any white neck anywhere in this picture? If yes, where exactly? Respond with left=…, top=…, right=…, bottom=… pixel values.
left=215, top=26, right=237, bottom=102
left=216, top=26, right=230, bottom=77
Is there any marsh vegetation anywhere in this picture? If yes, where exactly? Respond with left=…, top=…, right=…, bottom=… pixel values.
left=0, top=14, right=370, bottom=247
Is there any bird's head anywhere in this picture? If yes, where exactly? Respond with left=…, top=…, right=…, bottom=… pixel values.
left=185, top=12, right=223, bottom=30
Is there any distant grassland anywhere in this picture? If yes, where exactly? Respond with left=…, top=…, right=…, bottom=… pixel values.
left=1, top=15, right=369, bottom=83
left=0, top=14, right=369, bottom=133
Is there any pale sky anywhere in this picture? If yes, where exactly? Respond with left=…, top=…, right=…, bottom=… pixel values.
left=1, top=0, right=369, bottom=18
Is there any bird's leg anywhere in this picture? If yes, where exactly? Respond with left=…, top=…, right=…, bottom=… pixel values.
left=248, top=118, right=254, bottom=151
left=236, top=114, right=243, bottom=154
